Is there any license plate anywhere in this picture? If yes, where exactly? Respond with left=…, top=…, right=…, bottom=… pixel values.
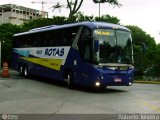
left=114, top=78, right=121, bottom=82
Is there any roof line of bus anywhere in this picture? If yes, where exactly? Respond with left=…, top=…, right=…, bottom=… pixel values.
left=14, top=21, right=130, bottom=36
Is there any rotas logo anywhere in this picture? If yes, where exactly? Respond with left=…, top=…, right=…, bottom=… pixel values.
left=45, top=48, right=64, bottom=57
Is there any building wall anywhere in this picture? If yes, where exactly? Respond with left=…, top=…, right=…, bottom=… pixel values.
left=0, top=4, right=48, bottom=25
left=0, top=12, right=12, bottom=24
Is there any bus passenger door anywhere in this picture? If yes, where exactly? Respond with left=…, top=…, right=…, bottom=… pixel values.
left=76, top=27, right=93, bottom=85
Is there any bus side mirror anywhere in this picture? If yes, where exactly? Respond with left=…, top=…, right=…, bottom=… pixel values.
left=94, top=40, right=99, bottom=52
left=132, top=41, right=147, bottom=54
left=141, top=43, right=147, bottom=53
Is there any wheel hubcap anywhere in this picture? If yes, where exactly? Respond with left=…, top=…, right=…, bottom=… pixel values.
left=19, top=67, right=22, bottom=74
left=24, top=68, right=27, bottom=76
left=67, top=74, right=70, bottom=85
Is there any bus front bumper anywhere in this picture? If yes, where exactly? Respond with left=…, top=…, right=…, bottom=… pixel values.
left=93, top=74, right=134, bottom=88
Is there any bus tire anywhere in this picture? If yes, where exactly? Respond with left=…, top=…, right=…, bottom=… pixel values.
left=18, top=65, right=23, bottom=76
left=66, top=71, right=74, bottom=89
left=23, top=65, right=29, bottom=77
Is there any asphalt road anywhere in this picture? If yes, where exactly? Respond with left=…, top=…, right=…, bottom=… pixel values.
left=0, top=71, right=160, bottom=114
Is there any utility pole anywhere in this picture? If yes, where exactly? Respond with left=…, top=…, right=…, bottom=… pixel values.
left=99, top=2, right=101, bottom=18
left=93, top=0, right=105, bottom=18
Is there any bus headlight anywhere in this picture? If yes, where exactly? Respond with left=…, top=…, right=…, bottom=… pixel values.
left=95, top=81, right=101, bottom=87
left=128, top=82, right=132, bottom=86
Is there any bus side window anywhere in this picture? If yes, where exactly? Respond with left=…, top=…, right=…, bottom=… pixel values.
left=40, top=32, right=46, bottom=47
left=52, top=29, right=63, bottom=46
left=63, top=27, right=79, bottom=46
left=32, top=35, right=38, bottom=46
left=14, top=36, right=21, bottom=48
left=64, top=30, right=72, bottom=46
left=46, top=32, right=53, bottom=46
left=23, top=35, right=32, bottom=47
left=50, top=36, right=55, bottom=46
left=78, top=27, right=91, bottom=61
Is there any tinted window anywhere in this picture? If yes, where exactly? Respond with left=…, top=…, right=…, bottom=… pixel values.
left=13, top=26, right=79, bottom=48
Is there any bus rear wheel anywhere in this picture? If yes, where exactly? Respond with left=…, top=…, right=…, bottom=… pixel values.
left=66, top=71, right=74, bottom=89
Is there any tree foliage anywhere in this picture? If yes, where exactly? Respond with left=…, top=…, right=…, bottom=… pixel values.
left=126, top=25, right=159, bottom=76
left=50, top=0, right=121, bottom=18
left=67, top=0, right=84, bottom=17
left=0, top=23, right=21, bottom=65
left=22, top=12, right=119, bottom=26
left=93, top=0, right=122, bottom=7
left=95, top=14, right=120, bottom=24
left=21, top=18, right=55, bottom=31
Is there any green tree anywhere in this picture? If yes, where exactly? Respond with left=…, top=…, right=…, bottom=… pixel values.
left=67, top=0, right=84, bottom=17
left=93, top=0, right=121, bottom=6
left=21, top=18, right=55, bottom=31
left=21, top=13, right=121, bottom=31
left=95, top=14, right=120, bottom=24
left=52, top=16, right=67, bottom=24
left=74, top=12, right=94, bottom=22
left=66, top=0, right=121, bottom=18
left=126, top=25, right=157, bottom=76
left=93, top=0, right=121, bottom=18
left=0, top=23, right=21, bottom=65
left=153, top=44, right=160, bottom=76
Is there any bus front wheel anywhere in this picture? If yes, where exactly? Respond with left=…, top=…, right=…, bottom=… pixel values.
left=23, top=65, right=29, bottom=77
left=66, top=71, right=74, bottom=89
left=19, top=65, right=23, bottom=76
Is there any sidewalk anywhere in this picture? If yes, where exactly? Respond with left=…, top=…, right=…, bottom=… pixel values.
left=134, top=80, right=160, bottom=84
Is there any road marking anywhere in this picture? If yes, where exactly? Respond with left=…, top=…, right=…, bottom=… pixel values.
left=139, top=99, right=160, bottom=113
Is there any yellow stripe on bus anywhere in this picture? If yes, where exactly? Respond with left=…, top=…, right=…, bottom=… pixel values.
left=21, top=57, right=63, bottom=71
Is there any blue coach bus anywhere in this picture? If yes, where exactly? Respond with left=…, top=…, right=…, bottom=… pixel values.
left=12, top=21, right=135, bottom=89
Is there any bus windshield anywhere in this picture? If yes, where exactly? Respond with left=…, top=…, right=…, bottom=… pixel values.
left=93, top=29, right=133, bottom=64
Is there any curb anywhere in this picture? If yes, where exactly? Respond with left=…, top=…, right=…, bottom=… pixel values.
left=134, top=81, right=160, bottom=84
